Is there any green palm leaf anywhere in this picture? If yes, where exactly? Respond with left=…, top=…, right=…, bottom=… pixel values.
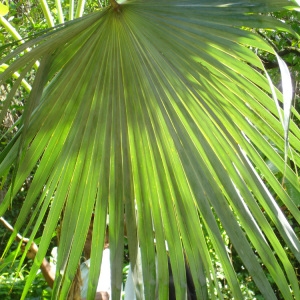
left=1, top=1, right=300, bottom=299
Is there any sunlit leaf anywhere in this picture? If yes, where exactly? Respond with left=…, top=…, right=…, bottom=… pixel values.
left=0, top=1, right=300, bottom=299
left=0, top=3, right=8, bottom=17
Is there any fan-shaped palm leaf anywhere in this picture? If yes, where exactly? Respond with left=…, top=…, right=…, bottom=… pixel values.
left=1, top=1, right=300, bottom=299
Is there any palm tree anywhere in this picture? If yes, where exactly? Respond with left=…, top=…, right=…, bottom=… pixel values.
left=1, top=0, right=300, bottom=299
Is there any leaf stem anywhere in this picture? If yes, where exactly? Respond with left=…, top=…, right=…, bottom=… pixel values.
left=0, top=217, right=23, bottom=241
left=110, top=0, right=121, bottom=11
left=38, top=0, right=55, bottom=27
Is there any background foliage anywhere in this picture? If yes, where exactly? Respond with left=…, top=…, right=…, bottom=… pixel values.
left=0, top=1, right=300, bottom=299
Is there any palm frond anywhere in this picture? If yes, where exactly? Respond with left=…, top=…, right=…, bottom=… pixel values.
left=0, top=1, right=300, bottom=299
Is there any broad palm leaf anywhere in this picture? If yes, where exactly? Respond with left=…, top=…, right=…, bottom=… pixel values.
left=1, top=0, right=300, bottom=299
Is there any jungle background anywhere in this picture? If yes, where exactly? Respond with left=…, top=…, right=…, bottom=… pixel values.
left=0, top=0, right=300, bottom=299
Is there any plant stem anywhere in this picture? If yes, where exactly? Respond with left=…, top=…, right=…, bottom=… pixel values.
left=39, top=0, right=55, bottom=27
left=0, top=217, right=23, bottom=241
left=110, top=0, right=120, bottom=11
left=75, top=0, right=86, bottom=18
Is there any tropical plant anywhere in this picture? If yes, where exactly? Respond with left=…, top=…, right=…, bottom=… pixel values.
left=1, top=0, right=300, bottom=299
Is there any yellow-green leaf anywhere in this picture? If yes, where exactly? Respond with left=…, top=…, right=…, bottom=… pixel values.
left=0, top=3, right=8, bottom=17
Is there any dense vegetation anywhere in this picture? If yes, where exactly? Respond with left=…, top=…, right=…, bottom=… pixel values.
left=0, top=1, right=300, bottom=299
